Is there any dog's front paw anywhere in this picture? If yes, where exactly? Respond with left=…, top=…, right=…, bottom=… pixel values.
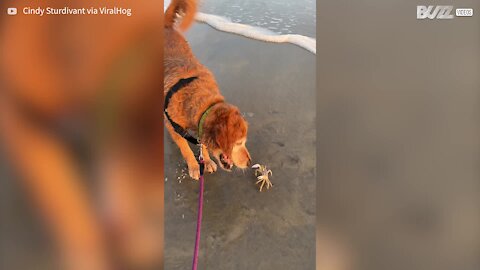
left=204, top=159, right=217, bottom=173
left=187, top=161, right=200, bottom=180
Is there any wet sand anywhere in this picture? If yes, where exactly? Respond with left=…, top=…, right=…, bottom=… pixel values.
left=164, top=23, right=316, bottom=270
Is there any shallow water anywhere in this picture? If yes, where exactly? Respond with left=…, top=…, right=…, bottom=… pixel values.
left=165, top=0, right=316, bottom=54
left=164, top=24, right=316, bottom=269
left=165, top=0, right=315, bottom=36
left=199, top=0, right=316, bottom=36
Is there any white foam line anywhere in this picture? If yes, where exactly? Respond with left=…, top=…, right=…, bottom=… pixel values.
left=195, top=12, right=316, bottom=55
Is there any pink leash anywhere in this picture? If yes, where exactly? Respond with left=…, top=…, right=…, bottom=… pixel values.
left=192, top=157, right=205, bottom=270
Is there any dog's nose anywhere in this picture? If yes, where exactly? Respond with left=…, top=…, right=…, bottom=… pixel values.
left=247, top=159, right=251, bottom=166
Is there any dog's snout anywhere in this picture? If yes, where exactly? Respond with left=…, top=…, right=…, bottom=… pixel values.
left=247, top=158, right=251, bottom=167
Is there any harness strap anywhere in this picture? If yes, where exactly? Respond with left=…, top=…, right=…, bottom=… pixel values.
left=165, top=77, right=220, bottom=146
left=198, top=103, right=219, bottom=140
left=164, top=77, right=200, bottom=145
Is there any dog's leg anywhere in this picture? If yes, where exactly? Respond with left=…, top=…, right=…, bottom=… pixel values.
left=201, top=144, right=217, bottom=173
left=165, top=122, right=200, bottom=179
left=0, top=101, right=109, bottom=270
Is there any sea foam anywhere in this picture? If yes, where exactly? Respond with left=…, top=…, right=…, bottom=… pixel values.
left=195, top=12, right=316, bottom=54
left=164, top=0, right=316, bottom=54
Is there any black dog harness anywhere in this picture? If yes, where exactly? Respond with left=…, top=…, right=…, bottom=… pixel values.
left=165, top=77, right=219, bottom=146
left=164, top=77, right=200, bottom=144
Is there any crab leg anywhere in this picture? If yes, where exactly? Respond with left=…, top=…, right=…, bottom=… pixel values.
left=260, top=180, right=266, bottom=192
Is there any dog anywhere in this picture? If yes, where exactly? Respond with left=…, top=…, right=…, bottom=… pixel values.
left=164, top=0, right=251, bottom=180
left=0, top=1, right=163, bottom=269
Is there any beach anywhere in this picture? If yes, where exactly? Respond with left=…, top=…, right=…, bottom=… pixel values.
left=164, top=23, right=316, bottom=270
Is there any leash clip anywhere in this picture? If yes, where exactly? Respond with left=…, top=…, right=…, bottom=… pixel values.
left=198, top=143, right=204, bottom=161
left=198, top=144, right=205, bottom=176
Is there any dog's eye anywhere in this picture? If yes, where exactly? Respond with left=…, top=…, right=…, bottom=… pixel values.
left=235, top=142, right=242, bottom=146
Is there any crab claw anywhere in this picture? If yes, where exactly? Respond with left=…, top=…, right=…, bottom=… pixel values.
left=251, top=164, right=261, bottom=169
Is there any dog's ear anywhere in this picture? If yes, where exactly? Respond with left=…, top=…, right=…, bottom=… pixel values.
left=201, top=105, right=228, bottom=151
left=202, top=105, right=247, bottom=155
left=213, top=109, right=233, bottom=155
left=218, top=108, right=248, bottom=155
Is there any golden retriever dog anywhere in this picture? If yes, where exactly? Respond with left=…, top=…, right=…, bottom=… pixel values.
left=0, top=1, right=163, bottom=269
left=164, top=0, right=251, bottom=180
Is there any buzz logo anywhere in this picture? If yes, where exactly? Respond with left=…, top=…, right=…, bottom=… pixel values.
left=417, top=5, right=454, bottom=19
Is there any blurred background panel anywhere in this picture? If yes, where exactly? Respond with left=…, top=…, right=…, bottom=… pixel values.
left=317, top=1, right=480, bottom=270
left=0, top=1, right=163, bottom=269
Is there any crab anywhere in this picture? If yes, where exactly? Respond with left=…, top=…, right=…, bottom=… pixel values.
left=252, top=164, right=273, bottom=192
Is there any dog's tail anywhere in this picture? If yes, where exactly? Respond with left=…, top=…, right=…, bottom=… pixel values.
left=165, top=0, right=197, bottom=31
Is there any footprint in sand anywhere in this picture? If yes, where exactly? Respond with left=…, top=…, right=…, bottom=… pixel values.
left=207, top=207, right=256, bottom=247
left=224, top=207, right=256, bottom=243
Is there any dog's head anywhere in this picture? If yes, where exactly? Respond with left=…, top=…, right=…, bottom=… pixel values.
left=202, top=103, right=251, bottom=171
